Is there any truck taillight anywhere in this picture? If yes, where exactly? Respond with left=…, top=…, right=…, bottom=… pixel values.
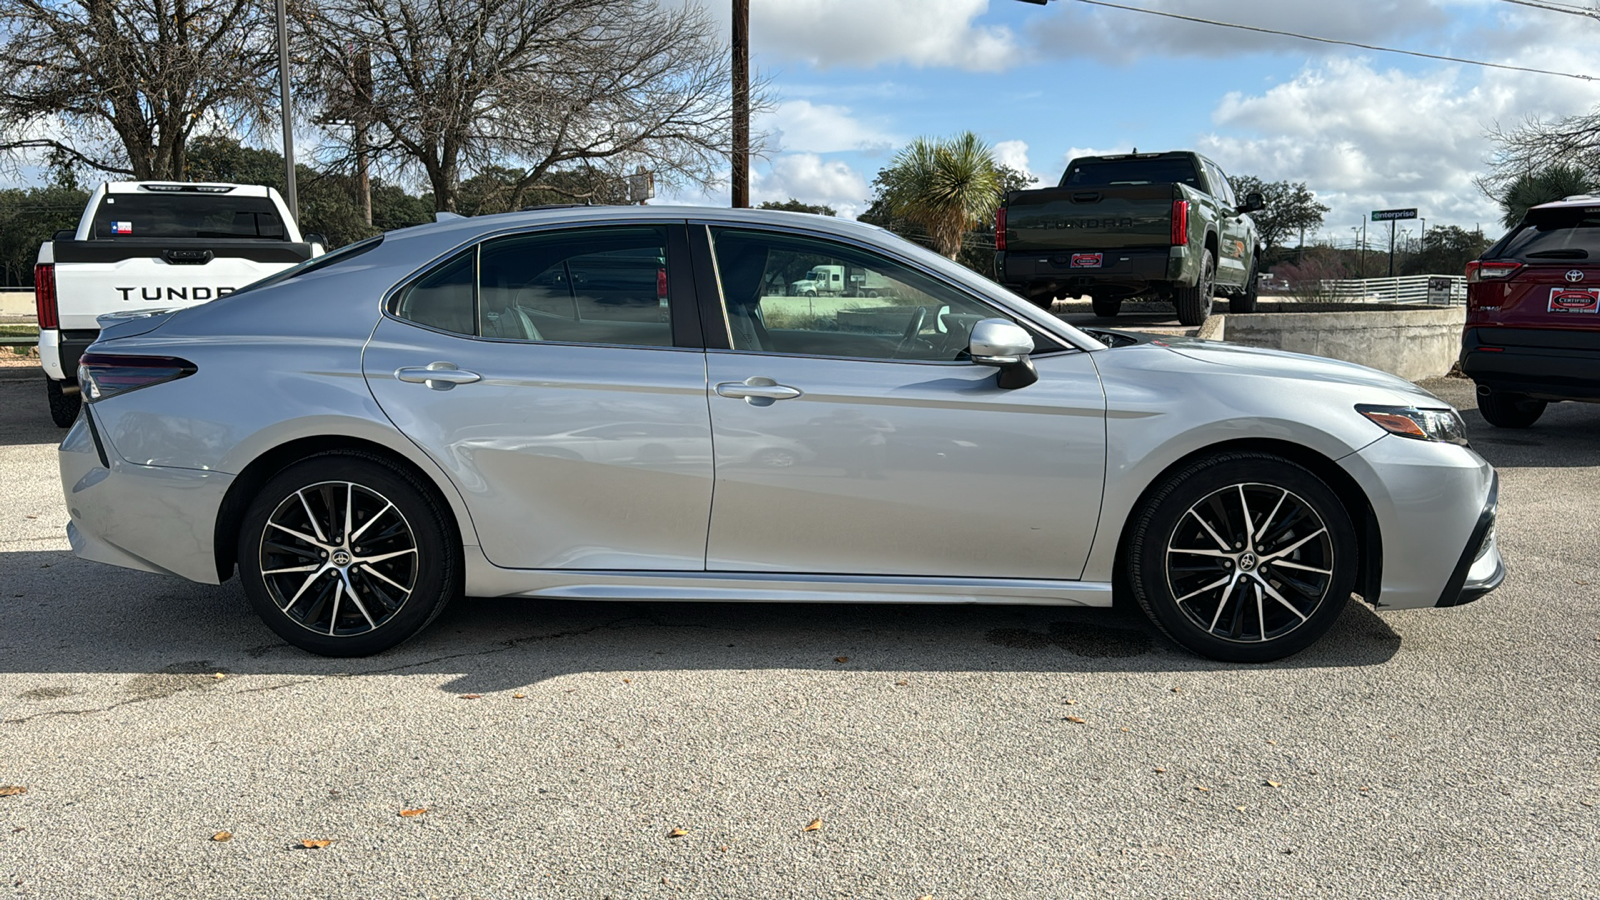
left=657, top=267, right=668, bottom=300
left=1465, top=260, right=1521, bottom=283
left=1171, top=201, right=1189, bottom=246
left=77, top=353, right=196, bottom=402
left=34, top=262, right=58, bottom=330
left=996, top=207, right=1008, bottom=251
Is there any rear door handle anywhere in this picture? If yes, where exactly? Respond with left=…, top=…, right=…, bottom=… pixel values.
left=716, top=377, right=802, bottom=405
left=395, top=362, right=481, bottom=390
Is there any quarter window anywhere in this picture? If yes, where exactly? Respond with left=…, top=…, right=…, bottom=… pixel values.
left=393, top=251, right=475, bottom=336
left=708, top=227, right=1044, bottom=361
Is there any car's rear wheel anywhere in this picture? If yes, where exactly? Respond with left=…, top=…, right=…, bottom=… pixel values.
left=1091, top=296, right=1122, bottom=318
left=1477, top=391, right=1546, bottom=429
left=1175, top=250, right=1216, bottom=327
left=46, top=377, right=80, bottom=428
left=238, top=453, right=459, bottom=657
left=1127, top=452, right=1356, bottom=663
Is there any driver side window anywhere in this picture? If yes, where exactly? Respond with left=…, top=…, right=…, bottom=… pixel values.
left=707, top=227, right=1010, bottom=362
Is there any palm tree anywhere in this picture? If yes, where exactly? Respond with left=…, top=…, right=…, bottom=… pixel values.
left=1499, top=164, right=1596, bottom=228
left=880, top=132, right=1002, bottom=259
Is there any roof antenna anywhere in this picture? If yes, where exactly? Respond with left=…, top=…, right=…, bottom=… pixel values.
left=1132, top=147, right=1137, bottom=154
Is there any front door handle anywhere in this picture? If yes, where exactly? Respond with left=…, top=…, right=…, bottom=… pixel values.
left=395, top=362, right=481, bottom=390
left=716, top=377, right=802, bottom=405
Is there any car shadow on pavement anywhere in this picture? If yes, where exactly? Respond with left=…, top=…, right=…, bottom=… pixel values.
left=0, top=375, right=64, bottom=446
left=1, top=548, right=1403, bottom=702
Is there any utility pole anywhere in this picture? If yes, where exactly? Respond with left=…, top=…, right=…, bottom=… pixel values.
left=354, top=48, right=373, bottom=226
left=731, top=0, right=749, bottom=208
left=275, top=0, right=297, bottom=220
left=1388, top=218, right=1397, bottom=278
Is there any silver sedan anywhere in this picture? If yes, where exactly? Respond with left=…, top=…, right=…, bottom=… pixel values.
left=59, top=207, right=1502, bottom=661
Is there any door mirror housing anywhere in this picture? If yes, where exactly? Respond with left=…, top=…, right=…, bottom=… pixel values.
left=1238, top=192, right=1266, bottom=215
left=968, top=318, right=1038, bottom=389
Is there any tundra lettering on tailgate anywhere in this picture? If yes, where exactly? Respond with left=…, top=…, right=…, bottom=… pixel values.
left=115, top=286, right=238, bottom=302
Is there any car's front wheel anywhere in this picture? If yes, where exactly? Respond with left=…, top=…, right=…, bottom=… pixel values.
left=1126, top=452, right=1357, bottom=663
left=238, top=453, right=460, bottom=657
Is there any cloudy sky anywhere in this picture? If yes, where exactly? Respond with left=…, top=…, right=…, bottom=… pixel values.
left=666, top=0, right=1600, bottom=244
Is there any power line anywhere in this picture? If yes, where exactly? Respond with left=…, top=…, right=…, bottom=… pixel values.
left=1498, top=0, right=1600, bottom=20
left=1069, top=0, right=1600, bottom=82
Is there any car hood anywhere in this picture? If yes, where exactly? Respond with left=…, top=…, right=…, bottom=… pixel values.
left=1154, top=337, right=1446, bottom=406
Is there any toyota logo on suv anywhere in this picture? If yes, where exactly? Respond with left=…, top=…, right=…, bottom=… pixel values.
left=1566, top=270, right=1585, bottom=283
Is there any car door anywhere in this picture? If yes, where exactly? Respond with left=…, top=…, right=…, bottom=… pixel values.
left=1207, top=160, right=1251, bottom=289
left=362, top=222, right=714, bottom=571
left=691, top=223, right=1107, bottom=580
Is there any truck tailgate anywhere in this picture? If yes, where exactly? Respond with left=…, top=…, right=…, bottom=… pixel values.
left=1004, top=184, right=1178, bottom=253
left=51, top=239, right=313, bottom=330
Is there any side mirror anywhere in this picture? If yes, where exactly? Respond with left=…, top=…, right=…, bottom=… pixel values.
left=1238, top=192, right=1265, bottom=215
left=969, top=318, right=1038, bottom=389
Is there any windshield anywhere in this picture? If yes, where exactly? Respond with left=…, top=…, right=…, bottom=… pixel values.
left=229, top=235, right=384, bottom=296
left=1061, top=158, right=1201, bottom=188
left=92, top=192, right=287, bottom=240
left=1490, top=206, right=1600, bottom=260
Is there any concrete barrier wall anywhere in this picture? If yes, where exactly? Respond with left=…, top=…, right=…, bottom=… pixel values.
left=1219, top=305, right=1466, bottom=382
left=0, top=288, right=33, bottom=320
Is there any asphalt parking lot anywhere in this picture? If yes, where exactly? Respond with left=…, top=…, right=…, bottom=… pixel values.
left=1, top=370, right=1597, bottom=899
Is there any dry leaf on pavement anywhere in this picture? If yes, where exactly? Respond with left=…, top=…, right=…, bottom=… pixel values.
left=1153, top=767, right=1166, bottom=774
left=834, top=657, right=849, bottom=663
left=399, top=808, right=428, bottom=817
left=1064, top=716, right=1085, bottom=724
left=1265, top=780, right=1281, bottom=788
left=513, top=693, right=526, bottom=699
left=803, top=819, right=822, bottom=832
left=459, top=694, right=482, bottom=700
left=211, top=831, right=232, bottom=842
left=298, top=839, right=331, bottom=849
left=0, top=786, right=27, bottom=797
left=667, top=828, right=689, bottom=838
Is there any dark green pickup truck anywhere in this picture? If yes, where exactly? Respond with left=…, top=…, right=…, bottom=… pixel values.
left=996, top=151, right=1263, bottom=326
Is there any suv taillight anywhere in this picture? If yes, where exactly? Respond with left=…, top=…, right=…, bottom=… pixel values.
left=77, top=353, right=197, bottom=402
left=34, top=262, right=57, bottom=330
left=1171, top=200, right=1189, bottom=246
left=1465, top=260, right=1522, bottom=283
left=996, top=207, right=1008, bottom=251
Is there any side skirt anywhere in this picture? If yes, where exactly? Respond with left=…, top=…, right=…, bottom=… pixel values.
left=463, top=548, right=1114, bottom=607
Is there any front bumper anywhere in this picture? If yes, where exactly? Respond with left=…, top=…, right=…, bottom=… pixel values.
left=1461, top=326, right=1600, bottom=402
left=59, top=409, right=232, bottom=584
left=1339, top=434, right=1501, bottom=610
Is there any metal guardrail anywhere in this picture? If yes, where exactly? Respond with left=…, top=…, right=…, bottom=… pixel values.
left=0, top=326, right=38, bottom=348
left=1311, top=275, right=1467, bottom=305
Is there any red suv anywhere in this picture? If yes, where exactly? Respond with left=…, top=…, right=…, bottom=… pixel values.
left=1461, top=196, right=1600, bottom=427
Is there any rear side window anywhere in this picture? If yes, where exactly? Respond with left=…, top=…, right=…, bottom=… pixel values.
left=1491, top=207, right=1600, bottom=260
left=394, top=252, right=476, bottom=336
left=1061, top=158, right=1200, bottom=188
left=91, top=193, right=285, bottom=240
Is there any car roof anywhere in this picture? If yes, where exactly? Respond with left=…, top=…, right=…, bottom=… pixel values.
left=380, top=205, right=892, bottom=249
left=1530, top=194, right=1600, bottom=212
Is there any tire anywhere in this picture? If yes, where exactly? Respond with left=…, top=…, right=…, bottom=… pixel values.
left=46, top=377, right=80, bottom=428
left=1091, top=296, right=1122, bottom=318
left=1126, top=452, right=1357, bottom=663
left=1478, top=391, right=1546, bottom=429
left=1229, top=268, right=1259, bottom=314
left=237, top=453, right=460, bottom=657
left=1175, top=250, right=1216, bottom=327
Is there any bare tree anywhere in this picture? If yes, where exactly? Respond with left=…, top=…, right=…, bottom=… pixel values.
left=0, top=0, right=277, bottom=180
left=1481, top=113, right=1600, bottom=199
left=294, top=0, right=756, bottom=213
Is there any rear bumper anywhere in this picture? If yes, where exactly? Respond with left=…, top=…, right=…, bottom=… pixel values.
left=59, top=409, right=231, bottom=584
left=1460, top=326, right=1600, bottom=401
left=38, top=328, right=97, bottom=382
left=1000, top=247, right=1185, bottom=297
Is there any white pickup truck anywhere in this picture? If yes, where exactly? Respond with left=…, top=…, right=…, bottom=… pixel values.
left=35, top=181, right=323, bottom=426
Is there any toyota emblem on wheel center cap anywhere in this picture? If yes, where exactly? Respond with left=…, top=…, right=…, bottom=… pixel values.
left=1567, top=270, right=1585, bottom=283
left=331, top=549, right=352, bottom=566
left=1238, top=551, right=1258, bottom=572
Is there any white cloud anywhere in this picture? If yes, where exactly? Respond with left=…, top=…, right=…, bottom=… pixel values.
left=1194, top=54, right=1598, bottom=241
left=763, top=100, right=898, bottom=154
left=992, top=139, right=1040, bottom=184
left=709, top=0, right=1018, bottom=71
left=752, top=153, right=872, bottom=218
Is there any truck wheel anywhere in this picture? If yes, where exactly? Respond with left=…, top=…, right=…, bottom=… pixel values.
left=1175, top=250, right=1216, bottom=327
left=46, top=377, right=80, bottom=428
left=1091, top=296, right=1122, bottom=318
left=1230, top=268, right=1259, bottom=314
left=1478, top=391, right=1546, bottom=429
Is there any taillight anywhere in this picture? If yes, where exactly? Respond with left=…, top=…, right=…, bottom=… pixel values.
left=1171, top=200, right=1189, bottom=246
left=1465, top=260, right=1522, bottom=283
left=34, top=262, right=58, bottom=330
left=656, top=267, right=668, bottom=300
left=77, top=353, right=196, bottom=402
left=996, top=207, right=1008, bottom=251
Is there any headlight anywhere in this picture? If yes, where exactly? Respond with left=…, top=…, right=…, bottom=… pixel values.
left=1356, top=404, right=1469, bottom=446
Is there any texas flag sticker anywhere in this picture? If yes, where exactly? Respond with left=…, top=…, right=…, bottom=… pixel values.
left=112, top=221, right=132, bottom=234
